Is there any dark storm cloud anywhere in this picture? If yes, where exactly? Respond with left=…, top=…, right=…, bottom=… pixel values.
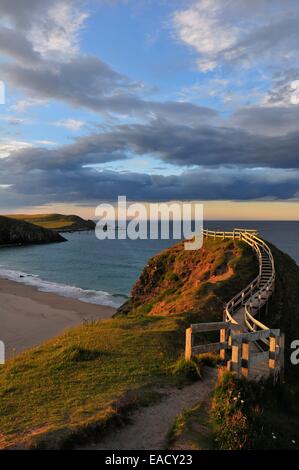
left=1, top=117, right=299, bottom=181
left=1, top=165, right=299, bottom=209
left=0, top=0, right=53, bottom=28
left=1, top=57, right=217, bottom=121
left=56, top=120, right=298, bottom=169
left=230, top=105, right=299, bottom=137
left=0, top=27, right=41, bottom=64
left=1, top=117, right=299, bottom=207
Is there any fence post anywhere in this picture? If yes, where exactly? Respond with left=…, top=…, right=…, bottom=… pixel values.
left=269, top=333, right=279, bottom=381
left=228, top=336, right=241, bottom=377
left=241, top=340, right=250, bottom=379
left=0, top=340, right=4, bottom=365
left=220, top=328, right=226, bottom=360
left=185, top=327, right=192, bottom=362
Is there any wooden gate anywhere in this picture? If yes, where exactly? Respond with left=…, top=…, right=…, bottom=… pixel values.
left=185, top=322, right=284, bottom=382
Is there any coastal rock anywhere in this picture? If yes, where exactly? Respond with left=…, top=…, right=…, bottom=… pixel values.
left=0, top=215, right=66, bottom=246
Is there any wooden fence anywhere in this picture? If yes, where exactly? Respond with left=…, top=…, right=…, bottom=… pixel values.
left=185, top=321, right=284, bottom=381
left=185, top=228, right=284, bottom=381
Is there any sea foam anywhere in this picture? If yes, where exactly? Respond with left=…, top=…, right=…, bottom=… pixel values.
left=0, top=268, right=125, bottom=308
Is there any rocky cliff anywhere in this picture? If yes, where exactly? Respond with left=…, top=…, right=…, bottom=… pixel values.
left=0, top=216, right=66, bottom=246
left=117, top=237, right=259, bottom=320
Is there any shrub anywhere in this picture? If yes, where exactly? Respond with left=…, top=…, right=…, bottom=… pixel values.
left=172, top=357, right=202, bottom=381
left=210, top=372, right=250, bottom=450
left=197, top=353, right=220, bottom=368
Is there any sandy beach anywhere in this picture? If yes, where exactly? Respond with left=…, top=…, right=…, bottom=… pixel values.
left=0, top=279, right=116, bottom=359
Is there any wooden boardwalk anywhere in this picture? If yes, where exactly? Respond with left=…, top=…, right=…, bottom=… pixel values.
left=186, top=229, right=284, bottom=381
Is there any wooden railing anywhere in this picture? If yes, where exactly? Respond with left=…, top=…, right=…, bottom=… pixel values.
left=185, top=228, right=284, bottom=380
left=202, top=228, right=275, bottom=337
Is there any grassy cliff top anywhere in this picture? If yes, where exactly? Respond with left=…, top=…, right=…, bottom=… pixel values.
left=5, top=213, right=95, bottom=231
left=117, top=238, right=258, bottom=319
left=0, top=237, right=258, bottom=449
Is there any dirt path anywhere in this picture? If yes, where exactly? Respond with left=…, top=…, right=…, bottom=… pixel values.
left=81, top=368, right=217, bottom=450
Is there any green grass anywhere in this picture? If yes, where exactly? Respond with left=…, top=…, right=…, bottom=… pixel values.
left=0, top=315, right=184, bottom=448
left=172, top=357, right=203, bottom=381
left=5, top=213, right=95, bottom=231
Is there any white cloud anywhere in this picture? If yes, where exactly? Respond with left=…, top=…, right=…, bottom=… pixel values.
left=173, top=0, right=238, bottom=71
left=11, top=97, right=47, bottom=113
left=55, top=118, right=85, bottom=131
left=173, top=0, right=299, bottom=72
left=35, top=140, right=56, bottom=146
left=0, top=140, right=33, bottom=158
left=29, top=1, right=89, bottom=60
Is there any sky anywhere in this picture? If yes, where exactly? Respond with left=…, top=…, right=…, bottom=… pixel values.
left=1, top=0, right=299, bottom=219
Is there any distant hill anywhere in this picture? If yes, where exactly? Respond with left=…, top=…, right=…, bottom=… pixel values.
left=5, top=213, right=96, bottom=232
left=0, top=216, right=66, bottom=246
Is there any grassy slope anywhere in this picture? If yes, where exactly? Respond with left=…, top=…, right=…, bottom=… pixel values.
left=0, top=239, right=257, bottom=449
left=5, top=214, right=95, bottom=231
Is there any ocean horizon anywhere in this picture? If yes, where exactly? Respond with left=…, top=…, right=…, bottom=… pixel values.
left=0, top=220, right=298, bottom=308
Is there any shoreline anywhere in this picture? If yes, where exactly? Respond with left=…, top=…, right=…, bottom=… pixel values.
left=0, top=278, right=116, bottom=359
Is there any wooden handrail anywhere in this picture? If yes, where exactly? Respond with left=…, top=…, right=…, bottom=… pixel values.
left=203, top=228, right=275, bottom=340
left=186, top=229, right=283, bottom=380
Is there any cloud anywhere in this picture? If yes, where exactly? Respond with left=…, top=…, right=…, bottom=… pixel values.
left=230, top=105, right=299, bottom=137
left=11, top=97, right=48, bottom=113
left=29, top=1, right=89, bottom=60
left=55, top=119, right=85, bottom=131
left=0, top=0, right=219, bottom=123
left=1, top=162, right=299, bottom=209
left=65, top=119, right=299, bottom=169
left=1, top=0, right=299, bottom=209
left=0, top=26, right=41, bottom=65
left=173, top=0, right=237, bottom=72
left=1, top=0, right=88, bottom=60
left=1, top=108, right=299, bottom=206
left=0, top=140, right=33, bottom=158
left=1, top=51, right=217, bottom=121
left=173, top=0, right=299, bottom=72
left=0, top=0, right=54, bottom=29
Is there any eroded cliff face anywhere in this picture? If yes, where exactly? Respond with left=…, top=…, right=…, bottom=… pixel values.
left=117, top=238, right=258, bottom=318
left=0, top=216, right=66, bottom=246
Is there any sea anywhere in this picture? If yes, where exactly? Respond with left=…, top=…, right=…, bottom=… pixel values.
left=0, top=221, right=298, bottom=308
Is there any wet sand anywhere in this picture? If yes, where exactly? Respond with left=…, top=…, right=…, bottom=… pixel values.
left=0, top=279, right=116, bottom=359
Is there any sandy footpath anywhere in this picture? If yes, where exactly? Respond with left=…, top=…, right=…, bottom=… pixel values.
left=0, top=279, right=116, bottom=358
